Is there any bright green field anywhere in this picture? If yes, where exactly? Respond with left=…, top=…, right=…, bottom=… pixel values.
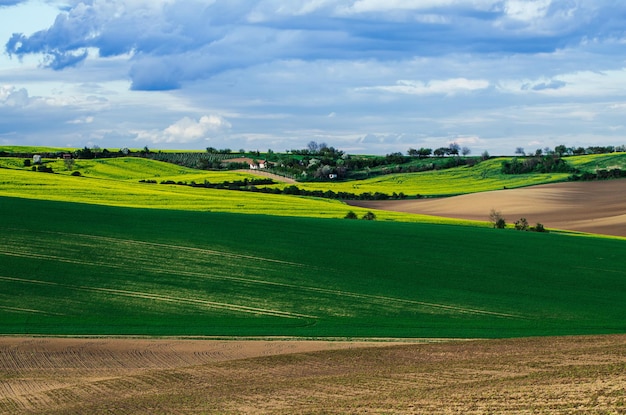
left=292, top=158, right=571, bottom=196
left=0, top=158, right=482, bottom=226
left=1, top=197, right=625, bottom=338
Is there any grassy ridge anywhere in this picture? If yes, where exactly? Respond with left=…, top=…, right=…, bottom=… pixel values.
left=1, top=196, right=625, bottom=338
left=0, top=160, right=483, bottom=225
left=291, top=158, right=571, bottom=196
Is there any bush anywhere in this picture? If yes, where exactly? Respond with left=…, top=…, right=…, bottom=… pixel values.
left=71, top=171, right=82, bottom=177
left=344, top=211, right=358, bottom=219
left=514, top=217, right=529, bottom=231
left=362, top=211, right=376, bottom=221
left=532, top=223, right=547, bottom=233
left=489, top=209, right=506, bottom=229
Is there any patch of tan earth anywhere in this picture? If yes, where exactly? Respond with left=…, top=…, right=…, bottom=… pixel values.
left=348, top=179, right=626, bottom=237
left=0, top=337, right=409, bottom=414
left=0, top=335, right=625, bottom=414
left=236, top=169, right=297, bottom=184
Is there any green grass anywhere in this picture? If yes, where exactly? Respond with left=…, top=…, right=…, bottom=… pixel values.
left=281, top=158, right=572, bottom=196
left=0, top=159, right=482, bottom=226
left=1, top=197, right=625, bottom=338
left=0, top=145, right=76, bottom=154
left=567, top=152, right=626, bottom=172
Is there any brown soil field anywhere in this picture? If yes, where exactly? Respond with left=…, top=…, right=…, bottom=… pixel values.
left=348, top=179, right=626, bottom=237
left=1, top=335, right=625, bottom=414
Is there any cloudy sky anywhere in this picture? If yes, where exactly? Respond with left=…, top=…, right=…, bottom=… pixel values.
left=1, top=0, right=625, bottom=155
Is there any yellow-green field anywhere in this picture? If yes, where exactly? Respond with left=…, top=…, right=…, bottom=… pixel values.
left=291, top=158, right=571, bottom=196
left=0, top=158, right=478, bottom=226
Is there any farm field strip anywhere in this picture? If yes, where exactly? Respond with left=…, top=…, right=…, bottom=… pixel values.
left=0, top=228, right=524, bottom=321
left=2, top=196, right=626, bottom=338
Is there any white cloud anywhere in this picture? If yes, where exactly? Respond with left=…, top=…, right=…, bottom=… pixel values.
left=135, top=115, right=232, bottom=144
left=0, top=85, right=29, bottom=106
left=67, top=116, right=94, bottom=124
left=360, top=78, right=490, bottom=95
left=503, top=0, right=551, bottom=22
left=340, top=0, right=497, bottom=14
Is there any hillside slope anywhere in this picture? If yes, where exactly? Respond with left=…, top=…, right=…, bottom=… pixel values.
left=350, top=179, right=626, bottom=237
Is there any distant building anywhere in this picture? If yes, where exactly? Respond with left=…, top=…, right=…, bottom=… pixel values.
left=33, top=155, right=42, bottom=164
left=222, top=157, right=268, bottom=170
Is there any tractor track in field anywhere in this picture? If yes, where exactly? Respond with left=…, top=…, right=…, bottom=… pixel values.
left=0, top=276, right=317, bottom=320
left=0, top=227, right=525, bottom=320
left=1, top=228, right=310, bottom=268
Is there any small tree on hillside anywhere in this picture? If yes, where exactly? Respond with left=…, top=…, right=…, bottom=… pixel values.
left=489, top=209, right=506, bottom=229
left=344, top=211, right=358, bottom=219
left=362, top=211, right=376, bottom=221
left=514, top=217, right=529, bottom=231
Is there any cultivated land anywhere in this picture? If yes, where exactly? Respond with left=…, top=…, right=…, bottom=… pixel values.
left=1, top=148, right=626, bottom=413
left=350, top=179, right=626, bottom=237
left=1, top=335, right=624, bottom=414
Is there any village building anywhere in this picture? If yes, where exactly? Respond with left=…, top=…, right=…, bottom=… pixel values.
left=221, top=157, right=269, bottom=170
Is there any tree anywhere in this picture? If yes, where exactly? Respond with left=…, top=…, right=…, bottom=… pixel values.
left=418, top=148, right=432, bottom=158
left=554, top=145, right=567, bottom=156
left=362, top=211, right=376, bottom=221
left=532, top=223, right=547, bottom=232
left=481, top=150, right=490, bottom=161
left=344, top=211, right=358, bottom=219
left=407, top=148, right=419, bottom=157
left=448, top=142, right=460, bottom=156
left=514, top=217, right=529, bottom=231
left=489, top=209, right=506, bottom=229
left=307, top=141, right=320, bottom=153
left=64, top=157, right=75, bottom=171
left=515, top=147, right=525, bottom=156
left=461, top=146, right=471, bottom=156
left=434, top=147, right=447, bottom=157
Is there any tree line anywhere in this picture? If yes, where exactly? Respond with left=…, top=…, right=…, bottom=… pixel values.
left=142, top=178, right=411, bottom=201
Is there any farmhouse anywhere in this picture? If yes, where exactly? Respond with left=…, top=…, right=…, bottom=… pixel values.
left=33, top=155, right=42, bottom=164
left=222, top=157, right=269, bottom=170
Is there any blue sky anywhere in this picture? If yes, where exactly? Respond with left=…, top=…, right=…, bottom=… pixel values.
left=1, top=0, right=626, bottom=155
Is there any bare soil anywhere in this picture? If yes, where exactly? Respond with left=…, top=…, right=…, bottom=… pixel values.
left=348, top=179, right=626, bottom=237
left=1, top=335, right=624, bottom=414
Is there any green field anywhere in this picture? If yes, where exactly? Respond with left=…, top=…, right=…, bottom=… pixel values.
left=291, top=157, right=572, bottom=196
left=0, top=158, right=482, bottom=225
left=1, top=196, right=625, bottom=338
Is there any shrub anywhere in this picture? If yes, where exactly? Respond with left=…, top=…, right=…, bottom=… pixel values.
left=71, top=171, right=82, bottom=177
left=362, top=211, right=376, bottom=221
left=344, top=211, right=358, bottom=219
left=489, top=209, right=506, bottom=229
left=532, top=223, right=547, bottom=233
left=514, top=217, right=529, bottom=231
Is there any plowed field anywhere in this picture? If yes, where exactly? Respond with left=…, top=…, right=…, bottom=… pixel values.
left=349, top=179, right=626, bottom=237
left=1, top=335, right=624, bottom=414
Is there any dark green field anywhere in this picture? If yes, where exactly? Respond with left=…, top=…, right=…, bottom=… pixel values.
left=1, top=196, right=625, bottom=338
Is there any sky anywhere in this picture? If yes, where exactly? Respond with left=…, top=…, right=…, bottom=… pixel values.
left=1, top=0, right=626, bottom=155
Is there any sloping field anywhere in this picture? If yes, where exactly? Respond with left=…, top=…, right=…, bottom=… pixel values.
left=1, top=196, right=625, bottom=338
left=0, top=165, right=477, bottom=225
left=349, top=179, right=626, bottom=237
left=0, top=335, right=624, bottom=414
left=290, top=157, right=572, bottom=196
